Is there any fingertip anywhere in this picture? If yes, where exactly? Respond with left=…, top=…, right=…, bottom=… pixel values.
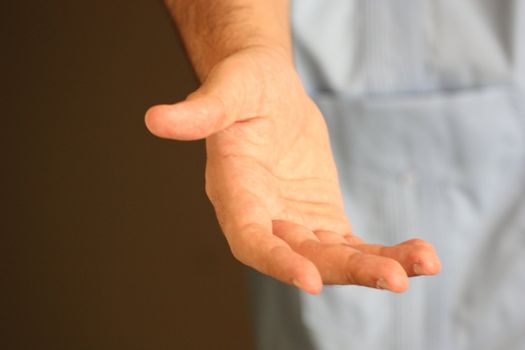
left=387, top=273, right=409, bottom=293
left=304, top=284, right=323, bottom=295
left=433, top=258, right=442, bottom=274
left=291, top=260, right=323, bottom=295
left=301, top=273, right=323, bottom=295
left=144, top=100, right=219, bottom=140
left=379, top=261, right=409, bottom=293
left=430, top=253, right=442, bottom=274
left=376, top=275, right=408, bottom=293
left=144, top=104, right=177, bottom=139
left=414, top=257, right=442, bottom=276
left=293, top=278, right=322, bottom=295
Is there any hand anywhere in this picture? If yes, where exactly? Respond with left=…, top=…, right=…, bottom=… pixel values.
left=145, top=47, right=441, bottom=294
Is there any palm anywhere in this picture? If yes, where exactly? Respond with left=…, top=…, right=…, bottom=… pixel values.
left=207, top=87, right=348, bottom=235
left=147, top=48, right=441, bottom=294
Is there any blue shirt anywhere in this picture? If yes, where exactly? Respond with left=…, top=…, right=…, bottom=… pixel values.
left=250, top=2, right=525, bottom=350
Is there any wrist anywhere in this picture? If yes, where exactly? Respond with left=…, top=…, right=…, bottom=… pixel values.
left=194, top=41, right=293, bottom=82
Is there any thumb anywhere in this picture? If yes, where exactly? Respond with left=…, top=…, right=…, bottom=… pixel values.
left=145, top=64, right=262, bottom=141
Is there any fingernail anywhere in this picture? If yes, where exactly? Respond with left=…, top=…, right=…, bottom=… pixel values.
left=292, top=279, right=302, bottom=289
left=413, top=264, right=425, bottom=275
left=376, top=278, right=388, bottom=290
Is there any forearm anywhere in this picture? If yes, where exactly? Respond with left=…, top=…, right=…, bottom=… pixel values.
left=164, top=0, right=291, bottom=80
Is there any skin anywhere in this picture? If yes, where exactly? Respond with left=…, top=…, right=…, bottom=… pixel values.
left=145, top=0, right=441, bottom=295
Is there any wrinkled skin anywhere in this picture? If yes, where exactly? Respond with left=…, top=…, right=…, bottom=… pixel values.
left=145, top=47, right=441, bottom=294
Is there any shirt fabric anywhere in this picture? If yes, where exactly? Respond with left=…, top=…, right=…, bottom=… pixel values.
left=249, top=1, right=525, bottom=350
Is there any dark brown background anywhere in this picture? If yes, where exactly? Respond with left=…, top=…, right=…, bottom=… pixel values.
left=3, top=1, right=253, bottom=349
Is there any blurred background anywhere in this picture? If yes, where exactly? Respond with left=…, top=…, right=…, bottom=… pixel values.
left=3, top=1, right=253, bottom=349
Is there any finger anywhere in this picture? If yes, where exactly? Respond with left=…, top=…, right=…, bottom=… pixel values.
left=209, top=178, right=322, bottom=294
left=145, top=94, right=228, bottom=141
left=274, top=222, right=409, bottom=292
left=348, top=238, right=442, bottom=276
left=145, top=59, right=263, bottom=140
left=227, top=222, right=322, bottom=295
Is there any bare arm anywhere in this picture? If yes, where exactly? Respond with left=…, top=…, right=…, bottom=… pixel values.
left=164, top=0, right=292, bottom=79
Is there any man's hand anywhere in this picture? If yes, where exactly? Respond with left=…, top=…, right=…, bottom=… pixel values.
left=145, top=47, right=441, bottom=294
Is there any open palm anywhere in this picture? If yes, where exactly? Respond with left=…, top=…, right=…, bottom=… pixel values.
left=146, top=48, right=440, bottom=294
